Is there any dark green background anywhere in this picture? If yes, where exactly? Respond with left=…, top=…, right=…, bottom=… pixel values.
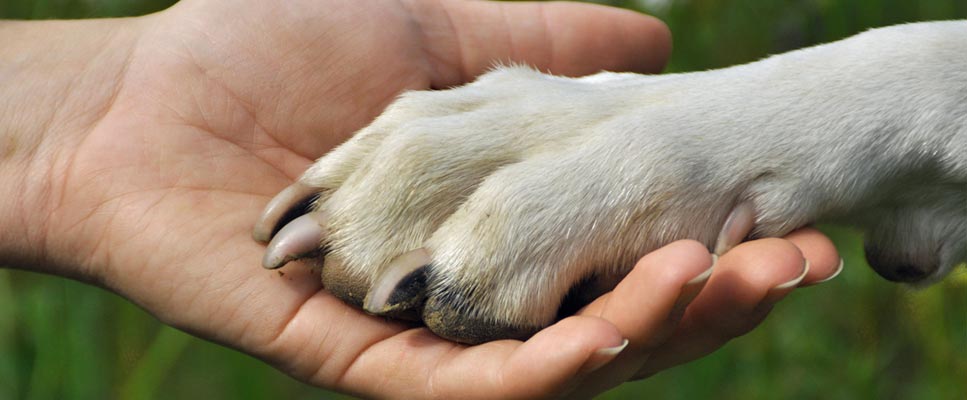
left=1, top=0, right=965, bottom=399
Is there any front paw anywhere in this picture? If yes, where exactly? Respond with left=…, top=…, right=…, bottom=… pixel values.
left=252, top=67, right=774, bottom=343
left=257, top=21, right=967, bottom=342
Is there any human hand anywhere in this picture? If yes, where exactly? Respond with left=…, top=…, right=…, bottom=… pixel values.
left=0, top=0, right=839, bottom=397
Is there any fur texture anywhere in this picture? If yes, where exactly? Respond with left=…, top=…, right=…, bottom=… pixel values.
left=260, top=21, right=967, bottom=342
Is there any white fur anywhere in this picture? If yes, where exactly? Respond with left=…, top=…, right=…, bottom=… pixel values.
left=296, top=21, right=967, bottom=329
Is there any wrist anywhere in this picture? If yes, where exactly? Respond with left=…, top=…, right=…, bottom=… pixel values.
left=0, top=17, right=145, bottom=278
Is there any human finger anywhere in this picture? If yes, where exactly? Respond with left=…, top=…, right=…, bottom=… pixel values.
left=634, top=237, right=811, bottom=378
left=408, top=0, right=672, bottom=87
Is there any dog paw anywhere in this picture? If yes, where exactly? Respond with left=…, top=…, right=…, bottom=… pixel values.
left=254, top=48, right=967, bottom=342
left=252, top=67, right=775, bottom=343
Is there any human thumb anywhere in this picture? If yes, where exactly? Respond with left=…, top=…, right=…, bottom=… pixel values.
left=403, top=0, right=672, bottom=87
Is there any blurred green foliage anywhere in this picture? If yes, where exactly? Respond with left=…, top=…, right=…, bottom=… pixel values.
left=1, top=0, right=965, bottom=399
left=0, top=0, right=174, bottom=19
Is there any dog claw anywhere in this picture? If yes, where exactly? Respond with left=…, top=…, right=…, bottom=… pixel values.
left=253, top=182, right=319, bottom=243
left=714, top=201, right=756, bottom=255
left=363, top=248, right=431, bottom=318
left=262, top=212, right=328, bottom=269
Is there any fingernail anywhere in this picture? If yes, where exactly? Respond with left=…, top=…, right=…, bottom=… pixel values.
left=763, top=259, right=809, bottom=303
left=672, top=254, right=717, bottom=313
left=811, top=258, right=844, bottom=285
left=580, top=339, right=629, bottom=374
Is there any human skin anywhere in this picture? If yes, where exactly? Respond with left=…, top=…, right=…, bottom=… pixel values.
left=0, top=0, right=841, bottom=398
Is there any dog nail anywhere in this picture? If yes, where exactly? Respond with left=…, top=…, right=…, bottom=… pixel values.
left=253, top=182, right=318, bottom=243
left=714, top=202, right=756, bottom=255
left=673, top=254, right=717, bottom=312
left=364, top=248, right=432, bottom=315
left=580, top=339, right=630, bottom=374
left=763, top=259, right=809, bottom=303
left=261, top=211, right=327, bottom=269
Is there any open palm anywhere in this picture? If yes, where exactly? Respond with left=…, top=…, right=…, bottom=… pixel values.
left=30, top=0, right=838, bottom=397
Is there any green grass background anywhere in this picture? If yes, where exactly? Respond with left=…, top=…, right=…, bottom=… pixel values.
left=1, top=0, right=965, bottom=399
